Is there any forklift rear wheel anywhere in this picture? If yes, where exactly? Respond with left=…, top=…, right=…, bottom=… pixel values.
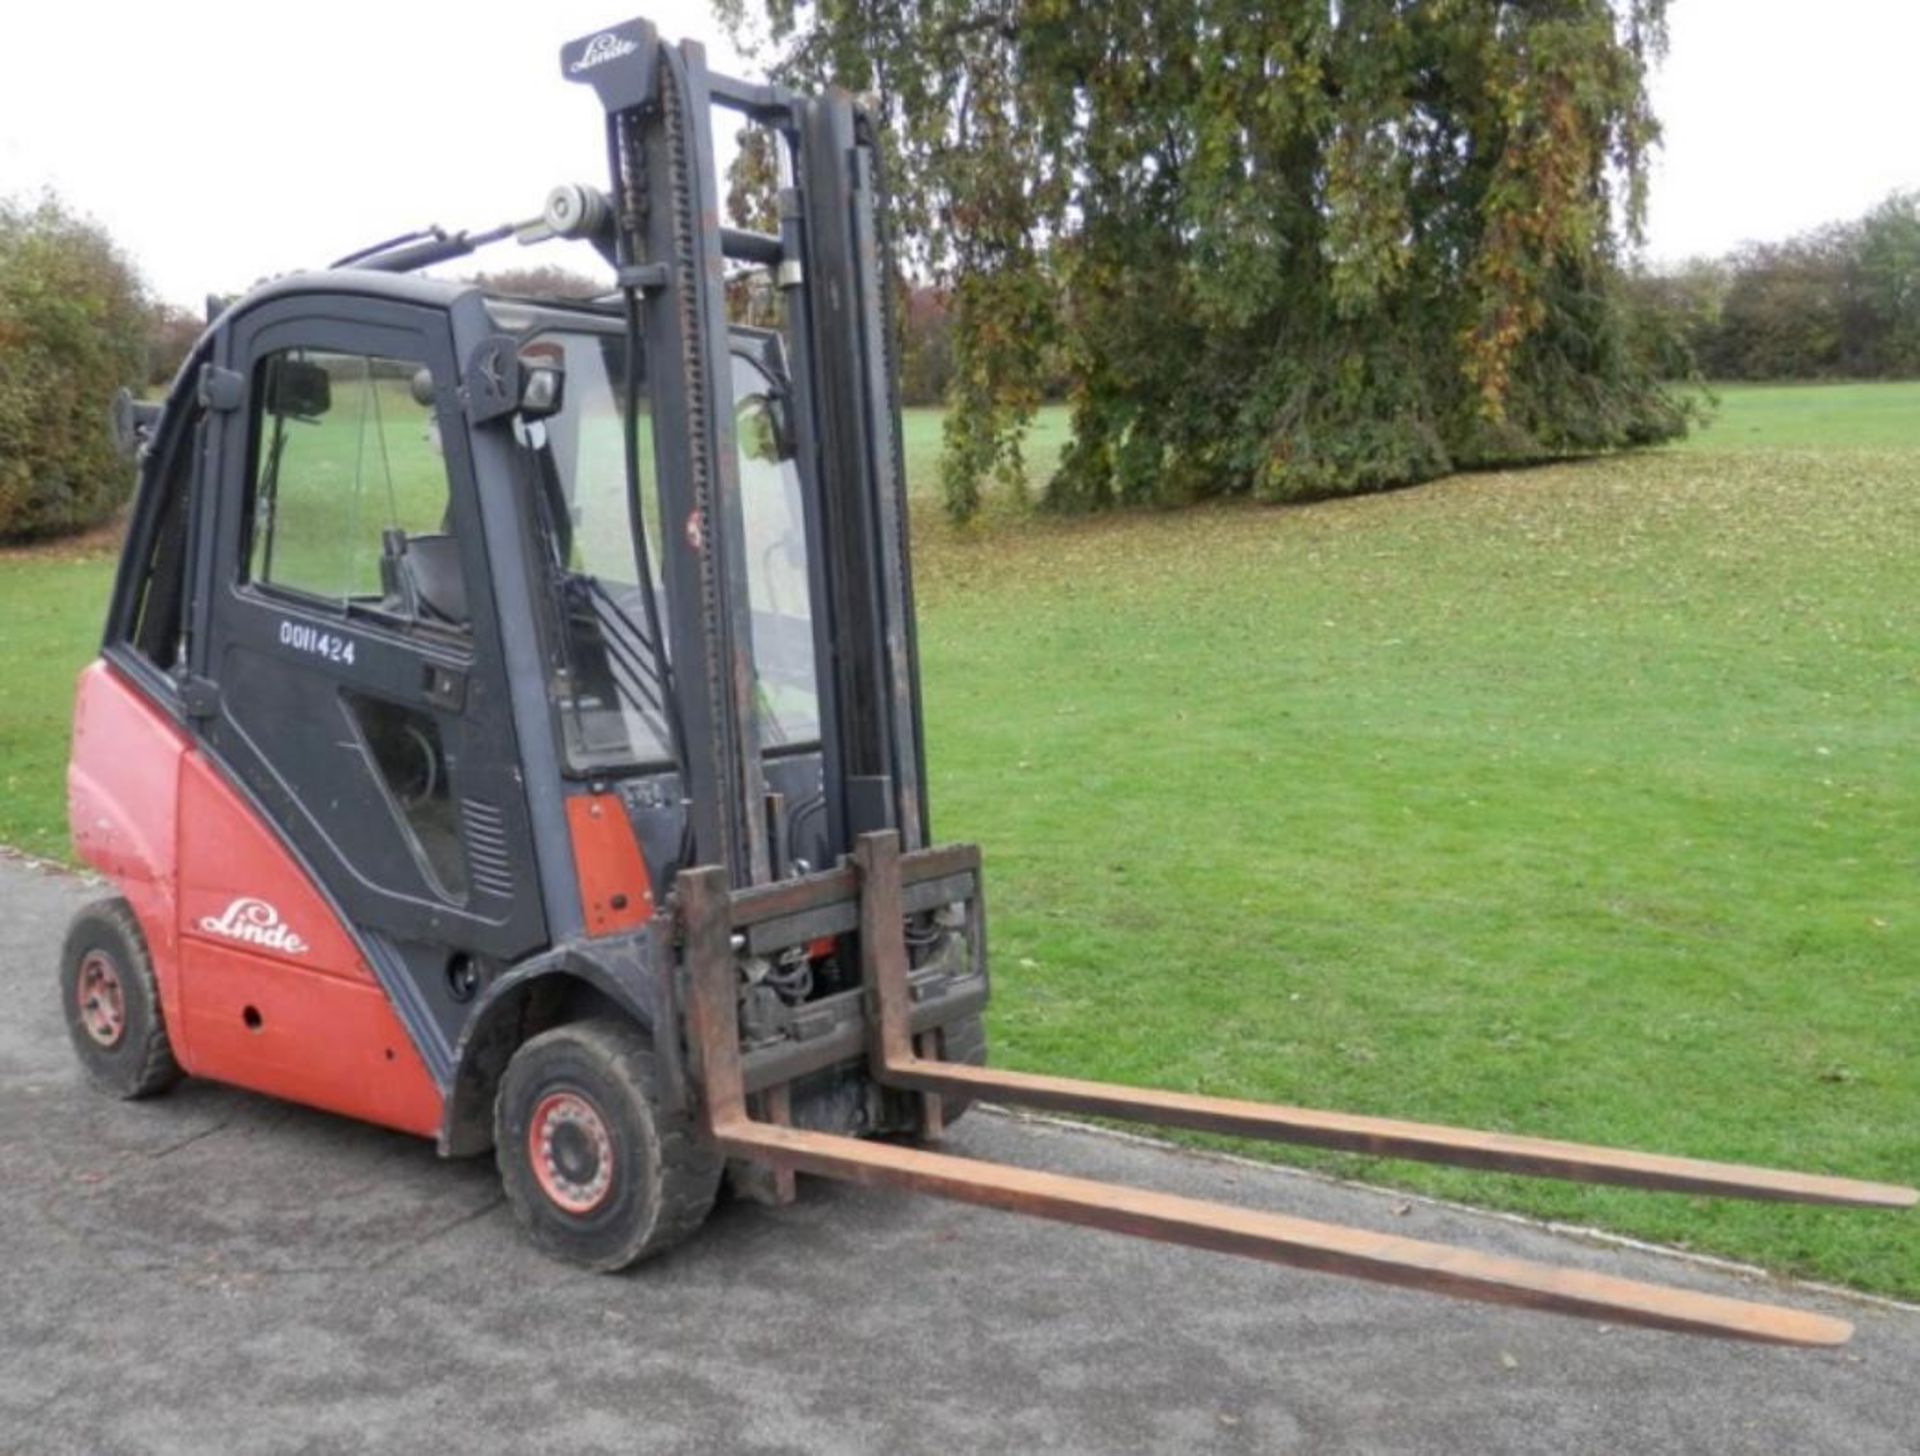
left=495, top=1018, right=723, bottom=1271
left=59, top=898, right=182, bottom=1100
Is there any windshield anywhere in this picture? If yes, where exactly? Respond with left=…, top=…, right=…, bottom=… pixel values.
left=517, top=329, right=820, bottom=773
left=731, top=353, right=820, bottom=749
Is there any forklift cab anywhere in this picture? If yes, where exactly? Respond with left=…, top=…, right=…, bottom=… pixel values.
left=238, top=288, right=834, bottom=895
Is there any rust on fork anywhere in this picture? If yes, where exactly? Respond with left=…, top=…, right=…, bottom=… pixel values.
left=849, top=833, right=1912, bottom=1213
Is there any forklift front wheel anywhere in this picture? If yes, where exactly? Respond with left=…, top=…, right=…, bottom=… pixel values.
left=933, top=1013, right=989, bottom=1127
left=494, top=1019, right=723, bottom=1271
left=59, top=898, right=182, bottom=1100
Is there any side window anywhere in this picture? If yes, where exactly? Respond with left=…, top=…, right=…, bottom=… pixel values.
left=246, top=348, right=469, bottom=631
left=127, top=406, right=205, bottom=673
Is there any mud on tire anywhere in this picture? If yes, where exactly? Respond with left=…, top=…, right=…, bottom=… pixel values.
left=495, top=1018, right=722, bottom=1271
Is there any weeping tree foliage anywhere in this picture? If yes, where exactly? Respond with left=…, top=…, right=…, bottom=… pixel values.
left=717, top=0, right=1687, bottom=518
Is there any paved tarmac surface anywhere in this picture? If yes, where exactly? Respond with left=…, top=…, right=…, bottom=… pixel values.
left=2, top=856, right=1916, bottom=1454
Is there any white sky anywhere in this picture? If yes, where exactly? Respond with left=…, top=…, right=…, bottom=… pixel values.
left=0, top=1, right=749, bottom=307
left=3, top=1, right=1916, bottom=306
left=1644, top=0, right=1920, bottom=264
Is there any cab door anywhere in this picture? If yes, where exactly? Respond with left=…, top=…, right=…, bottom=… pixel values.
left=181, top=293, right=545, bottom=1092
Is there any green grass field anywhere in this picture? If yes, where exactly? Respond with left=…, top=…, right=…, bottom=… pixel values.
left=3, top=380, right=1915, bottom=1294
left=0, top=546, right=111, bottom=862
left=1677, top=381, right=1920, bottom=452
left=900, top=403, right=1075, bottom=510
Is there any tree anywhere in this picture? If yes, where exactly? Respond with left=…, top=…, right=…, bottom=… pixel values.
left=1852, top=191, right=1920, bottom=377
left=1637, top=191, right=1920, bottom=382
left=464, top=263, right=610, bottom=301
left=898, top=284, right=954, bottom=406
left=1710, top=232, right=1851, bottom=380
left=0, top=194, right=151, bottom=540
left=1622, top=257, right=1724, bottom=380
left=146, top=301, right=203, bottom=389
left=719, top=0, right=1683, bottom=518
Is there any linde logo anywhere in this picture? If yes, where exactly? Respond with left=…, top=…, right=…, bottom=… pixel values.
left=198, top=898, right=308, bottom=955
left=570, top=32, right=637, bottom=73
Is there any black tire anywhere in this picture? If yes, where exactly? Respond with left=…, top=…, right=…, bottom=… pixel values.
left=494, top=1018, right=722, bottom=1271
left=932, top=1012, right=988, bottom=1127
left=59, top=897, right=181, bottom=1100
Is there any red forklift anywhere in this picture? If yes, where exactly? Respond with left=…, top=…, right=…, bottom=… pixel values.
left=62, top=17, right=1911, bottom=1345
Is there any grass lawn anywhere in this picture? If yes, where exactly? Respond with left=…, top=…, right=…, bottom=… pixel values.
left=912, top=381, right=1920, bottom=1297
left=1677, top=380, right=1920, bottom=453
left=900, top=402, right=1075, bottom=511
left=0, top=541, right=116, bottom=862
left=3, top=380, right=1916, bottom=1295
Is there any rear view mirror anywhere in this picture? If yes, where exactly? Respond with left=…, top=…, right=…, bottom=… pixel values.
left=109, top=388, right=164, bottom=460
left=264, top=357, right=332, bottom=420
left=766, top=391, right=797, bottom=459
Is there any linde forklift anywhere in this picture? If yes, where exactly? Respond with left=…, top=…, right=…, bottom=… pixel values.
left=62, top=17, right=1911, bottom=1346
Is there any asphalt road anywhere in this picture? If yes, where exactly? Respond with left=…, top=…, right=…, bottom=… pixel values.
left=2, top=856, right=1915, bottom=1455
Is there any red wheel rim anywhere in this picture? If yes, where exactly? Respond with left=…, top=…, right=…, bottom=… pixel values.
left=528, top=1090, right=615, bottom=1214
left=76, top=950, right=127, bottom=1049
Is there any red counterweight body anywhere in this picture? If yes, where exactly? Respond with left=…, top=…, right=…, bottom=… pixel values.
left=68, top=662, right=443, bottom=1137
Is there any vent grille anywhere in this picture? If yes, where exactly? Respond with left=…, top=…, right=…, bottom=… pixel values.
left=462, top=798, right=514, bottom=899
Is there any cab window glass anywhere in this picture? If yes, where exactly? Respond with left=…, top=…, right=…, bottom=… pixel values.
left=733, top=357, right=819, bottom=748
left=127, top=406, right=203, bottom=673
left=516, top=331, right=677, bottom=771
left=247, top=349, right=468, bottom=630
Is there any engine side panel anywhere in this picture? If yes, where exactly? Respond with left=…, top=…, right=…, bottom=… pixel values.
left=175, top=750, right=443, bottom=1137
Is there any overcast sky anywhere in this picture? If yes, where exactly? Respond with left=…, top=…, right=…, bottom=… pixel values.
left=1644, top=0, right=1919, bottom=265
left=3, top=1, right=1915, bottom=307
